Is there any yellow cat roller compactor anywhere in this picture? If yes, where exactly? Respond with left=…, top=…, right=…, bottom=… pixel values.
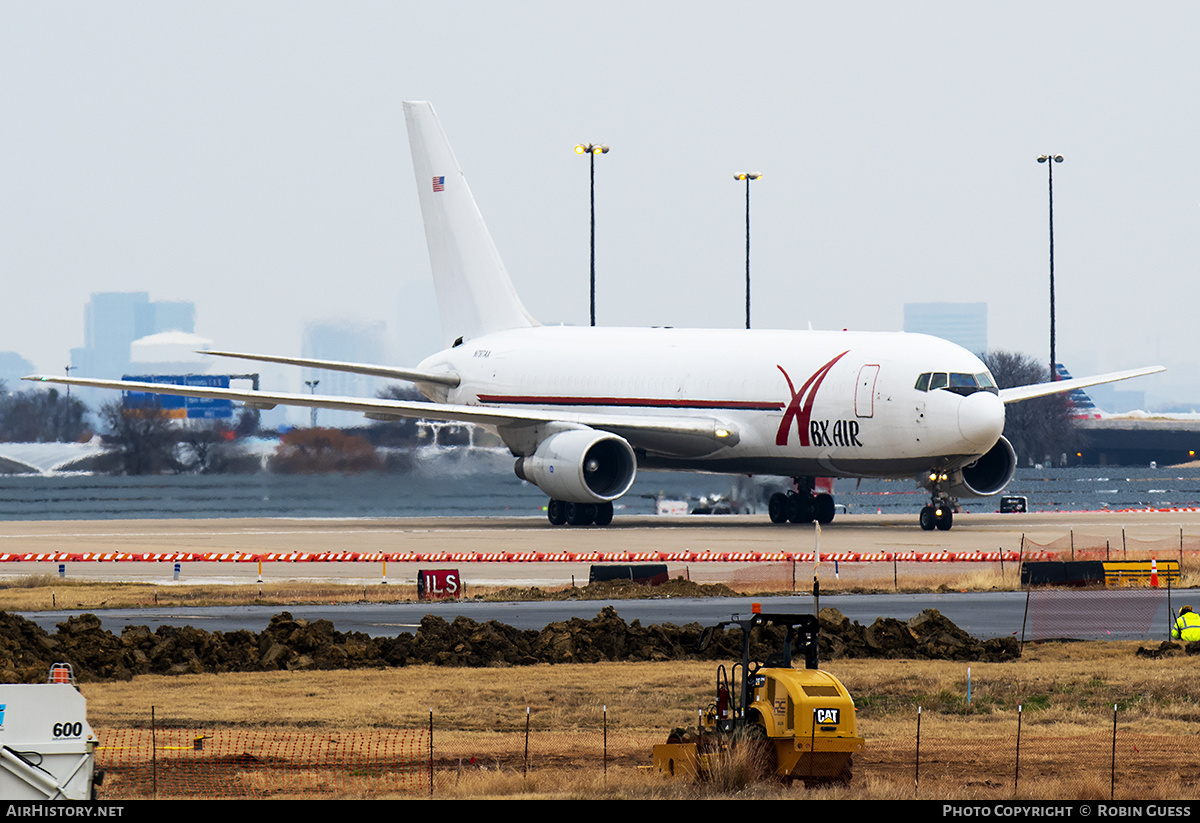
left=653, top=606, right=864, bottom=785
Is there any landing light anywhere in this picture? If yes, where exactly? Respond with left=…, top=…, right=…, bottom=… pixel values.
left=715, top=428, right=730, bottom=438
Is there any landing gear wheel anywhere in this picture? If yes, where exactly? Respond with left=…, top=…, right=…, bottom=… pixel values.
left=814, top=493, right=836, bottom=525
left=547, top=499, right=567, bottom=526
left=768, top=493, right=789, bottom=524
left=565, top=502, right=596, bottom=526
left=919, top=506, right=936, bottom=531
left=786, top=493, right=813, bottom=524
left=936, top=508, right=953, bottom=531
left=593, top=501, right=614, bottom=526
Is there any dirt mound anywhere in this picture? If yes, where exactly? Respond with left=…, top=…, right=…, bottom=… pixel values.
left=0, top=605, right=1017, bottom=684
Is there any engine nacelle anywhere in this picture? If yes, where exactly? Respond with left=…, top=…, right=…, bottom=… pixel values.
left=513, top=429, right=637, bottom=503
left=930, top=435, right=1017, bottom=499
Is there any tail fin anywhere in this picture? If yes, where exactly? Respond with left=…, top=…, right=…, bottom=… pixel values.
left=404, top=101, right=537, bottom=348
left=1055, top=363, right=1106, bottom=419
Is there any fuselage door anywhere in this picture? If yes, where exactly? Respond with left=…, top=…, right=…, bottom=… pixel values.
left=855, top=364, right=880, bottom=418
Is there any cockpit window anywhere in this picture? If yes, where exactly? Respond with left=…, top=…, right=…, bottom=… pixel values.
left=914, top=371, right=999, bottom=396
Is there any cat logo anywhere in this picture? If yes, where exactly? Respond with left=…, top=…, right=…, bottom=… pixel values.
left=814, top=707, right=840, bottom=725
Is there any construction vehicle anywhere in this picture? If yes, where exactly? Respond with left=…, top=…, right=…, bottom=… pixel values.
left=652, top=605, right=864, bottom=785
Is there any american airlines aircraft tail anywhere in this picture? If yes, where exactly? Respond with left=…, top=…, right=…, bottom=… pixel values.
left=403, top=101, right=538, bottom=347
left=1056, top=364, right=1106, bottom=420
left=26, top=101, right=1165, bottom=531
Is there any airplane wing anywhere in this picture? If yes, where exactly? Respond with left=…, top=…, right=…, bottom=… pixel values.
left=22, top=375, right=738, bottom=455
left=999, top=365, right=1164, bottom=404
left=200, top=349, right=461, bottom=388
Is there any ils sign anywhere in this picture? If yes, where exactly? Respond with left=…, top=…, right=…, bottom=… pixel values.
left=418, top=569, right=461, bottom=601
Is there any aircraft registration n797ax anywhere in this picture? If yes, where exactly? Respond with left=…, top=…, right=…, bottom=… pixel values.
left=28, top=101, right=1163, bottom=531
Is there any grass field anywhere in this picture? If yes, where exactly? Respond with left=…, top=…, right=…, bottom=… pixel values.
left=79, top=640, right=1200, bottom=800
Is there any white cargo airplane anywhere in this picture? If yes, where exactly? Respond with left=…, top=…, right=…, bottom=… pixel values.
left=28, top=102, right=1164, bottom=531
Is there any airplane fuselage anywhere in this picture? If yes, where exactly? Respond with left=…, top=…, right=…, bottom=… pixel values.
left=418, top=325, right=1005, bottom=480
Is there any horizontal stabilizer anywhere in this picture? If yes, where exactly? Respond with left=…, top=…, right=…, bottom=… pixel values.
left=200, top=349, right=460, bottom=387
left=999, top=366, right=1164, bottom=404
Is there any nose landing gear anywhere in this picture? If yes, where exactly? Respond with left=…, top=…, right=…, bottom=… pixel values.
left=919, top=474, right=956, bottom=531
left=918, top=502, right=953, bottom=531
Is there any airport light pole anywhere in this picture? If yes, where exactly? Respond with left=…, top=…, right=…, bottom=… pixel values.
left=575, top=142, right=609, bottom=326
left=1038, top=154, right=1063, bottom=380
left=734, top=173, right=762, bottom=329
left=64, top=365, right=74, bottom=397
left=305, top=380, right=319, bottom=427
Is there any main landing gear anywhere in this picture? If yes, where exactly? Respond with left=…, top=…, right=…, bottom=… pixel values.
left=767, top=478, right=836, bottom=525
left=546, top=499, right=614, bottom=527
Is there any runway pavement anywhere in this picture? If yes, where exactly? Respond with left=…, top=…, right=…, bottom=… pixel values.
left=0, top=510, right=1195, bottom=586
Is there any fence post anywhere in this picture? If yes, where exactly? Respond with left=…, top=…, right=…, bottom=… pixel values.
left=1014, top=704, right=1023, bottom=795
left=524, top=706, right=531, bottom=779
left=429, top=709, right=434, bottom=798
left=1111, top=704, right=1118, bottom=800
left=1168, top=576, right=1174, bottom=641
left=603, top=705, right=608, bottom=779
left=151, top=706, right=158, bottom=800
left=1020, top=588, right=1031, bottom=651
left=914, top=706, right=921, bottom=798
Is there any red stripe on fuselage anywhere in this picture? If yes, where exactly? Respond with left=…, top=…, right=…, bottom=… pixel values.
left=476, top=394, right=784, bottom=411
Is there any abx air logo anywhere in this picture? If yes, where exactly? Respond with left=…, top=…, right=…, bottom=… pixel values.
left=775, top=351, right=851, bottom=447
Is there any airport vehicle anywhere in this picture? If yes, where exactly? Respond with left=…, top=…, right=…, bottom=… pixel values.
left=28, top=102, right=1163, bottom=530
left=652, top=605, right=863, bottom=784
left=0, top=664, right=101, bottom=800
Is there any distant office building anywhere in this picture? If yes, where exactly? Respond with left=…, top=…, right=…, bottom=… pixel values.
left=67, top=292, right=199, bottom=410
left=903, top=302, right=987, bottom=354
left=0, top=352, right=35, bottom=389
left=301, top=320, right=388, bottom=428
left=70, top=292, right=197, bottom=379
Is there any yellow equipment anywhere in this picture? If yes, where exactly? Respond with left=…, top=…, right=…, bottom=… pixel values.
left=653, top=606, right=864, bottom=785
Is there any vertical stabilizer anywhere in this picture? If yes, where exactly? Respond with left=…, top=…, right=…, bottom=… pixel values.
left=404, top=101, right=537, bottom=347
left=1055, top=364, right=1106, bottom=419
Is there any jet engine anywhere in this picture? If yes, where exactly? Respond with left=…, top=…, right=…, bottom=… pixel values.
left=929, top=435, right=1017, bottom=499
left=514, top=429, right=637, bottom=504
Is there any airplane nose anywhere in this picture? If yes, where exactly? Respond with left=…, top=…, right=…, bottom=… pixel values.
left=958, top=391, right=1005, bottom=449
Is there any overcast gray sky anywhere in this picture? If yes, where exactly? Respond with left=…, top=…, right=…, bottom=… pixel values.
left=3, top=2, right=1197, bottom=407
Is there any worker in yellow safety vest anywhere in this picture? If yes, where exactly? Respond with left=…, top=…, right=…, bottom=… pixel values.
left=1172, top=606, right=1200, bottom=642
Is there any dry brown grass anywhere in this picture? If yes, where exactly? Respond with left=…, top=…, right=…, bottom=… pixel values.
left=0, top=579, right=422, bottom=612
left=78, top=642, right=1200, bottom=800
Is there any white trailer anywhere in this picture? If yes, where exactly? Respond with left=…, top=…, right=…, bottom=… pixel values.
left=0, top=667, right=99, bottom=800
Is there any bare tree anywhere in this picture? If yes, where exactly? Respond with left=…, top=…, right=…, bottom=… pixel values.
left=979, top=350, right=1080, bottom=466
left=98, top=400, right=181, bottom=475
left=177, top=420, right=257, bottom=473
left=0, top=388, right=90, bottom=443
